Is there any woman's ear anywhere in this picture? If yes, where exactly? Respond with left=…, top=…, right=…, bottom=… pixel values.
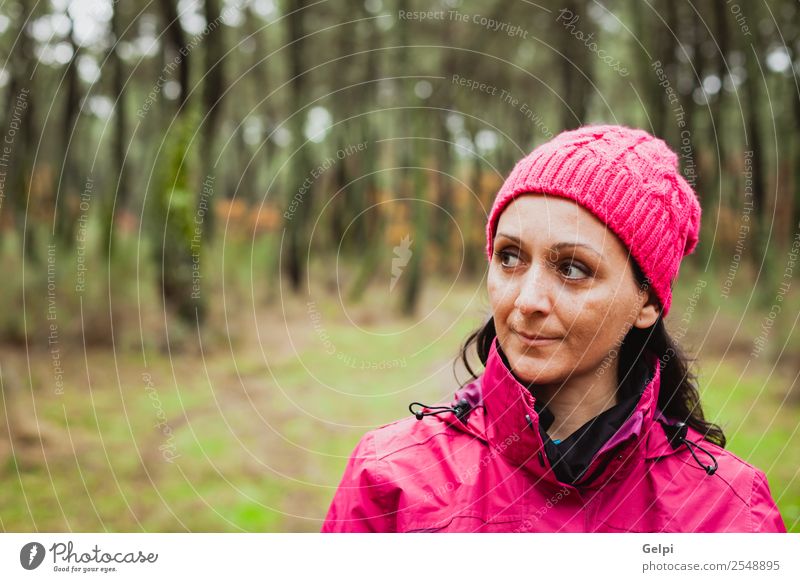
left=633, top=289, right=661, bottom=329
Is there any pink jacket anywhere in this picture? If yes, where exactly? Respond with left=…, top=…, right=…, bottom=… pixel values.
left=322, top=337, right=787, bottom=532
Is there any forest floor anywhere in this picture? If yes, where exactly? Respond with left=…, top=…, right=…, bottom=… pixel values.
left=1, top=269, right=798, bottom=532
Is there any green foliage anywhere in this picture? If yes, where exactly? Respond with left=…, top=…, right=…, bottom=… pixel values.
left=0, top=218, right=156, bottom=347
left=149, top=108, right=208, bottom=324
left=152, top=109, right=201, bottom=248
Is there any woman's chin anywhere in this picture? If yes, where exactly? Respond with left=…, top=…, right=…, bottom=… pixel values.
left=505, top=353, right=563, bottom=385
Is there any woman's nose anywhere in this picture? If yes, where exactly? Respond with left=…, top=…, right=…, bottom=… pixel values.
left=513, top=265, right=554, bottom=315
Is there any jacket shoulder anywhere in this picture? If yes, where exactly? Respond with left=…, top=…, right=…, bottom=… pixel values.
left=652, top=423, right=763, bottom=482
left=652, top=430, right=786, bottom=532
left=690, top=437, right=785, bottom=531
left=368, top=412, right=475, bottom=461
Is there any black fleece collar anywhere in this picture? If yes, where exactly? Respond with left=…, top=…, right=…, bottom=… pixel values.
left=532, top=356, right=654, bottom=484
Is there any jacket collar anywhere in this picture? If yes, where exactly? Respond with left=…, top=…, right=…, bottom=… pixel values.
left=450, top=336, right=666, bottom=490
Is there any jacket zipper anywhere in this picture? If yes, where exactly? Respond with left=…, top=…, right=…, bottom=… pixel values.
left=574, top=437, right=636, bottom=487
left=526, top=414, right=554, bottom=471
left=526, top=413, right=584, bottom=500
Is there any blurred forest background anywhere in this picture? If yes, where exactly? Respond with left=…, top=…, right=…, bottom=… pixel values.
left=0, top=0, right=799, bottom=532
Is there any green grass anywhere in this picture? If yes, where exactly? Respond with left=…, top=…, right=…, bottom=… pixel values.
left=1, top=268, right=797, bottom=532
left=0, top=275, right=486, bottom=532
left=699, top=358, right=800, bottom=531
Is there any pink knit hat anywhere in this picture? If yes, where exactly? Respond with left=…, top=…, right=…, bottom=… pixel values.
left=486, top=124, right=701, bottom=317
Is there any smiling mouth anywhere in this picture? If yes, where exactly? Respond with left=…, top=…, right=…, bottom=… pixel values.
left=513, top=330, right=561, bottom=346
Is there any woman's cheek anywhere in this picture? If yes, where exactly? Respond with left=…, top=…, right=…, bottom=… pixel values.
left=574, top=289, right=617, bottom=324
left=566, top=299, right=624, bottom=362
left=487, top=272, right=510, bottom=313
left=558, top=301, right=605, bottom=353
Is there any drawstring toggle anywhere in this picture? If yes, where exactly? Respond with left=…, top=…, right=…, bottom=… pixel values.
left=409, top=398, right=472, bottom=423
left=662, top=421, right=719, bottom=476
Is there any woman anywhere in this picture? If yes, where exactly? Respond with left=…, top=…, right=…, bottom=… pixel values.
left=321, top=124, right=787, bottom=532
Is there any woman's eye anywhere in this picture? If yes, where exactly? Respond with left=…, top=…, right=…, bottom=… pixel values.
left=495, top=250, right=520, bottom=268
left=560, top=261, right=589, bottom=280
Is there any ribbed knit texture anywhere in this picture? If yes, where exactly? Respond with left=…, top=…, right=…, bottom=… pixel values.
left=485, top=124, right=701, bottom=317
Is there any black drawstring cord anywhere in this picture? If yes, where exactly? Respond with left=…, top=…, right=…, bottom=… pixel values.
left=409, top=398, right=472, bottom=423
left=683, top=438, right=719, bottom=476
left=662, top=421, right=718, bottom=476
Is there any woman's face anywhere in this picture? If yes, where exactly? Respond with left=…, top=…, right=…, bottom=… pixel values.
left=487, top=193, right=660, bottom=385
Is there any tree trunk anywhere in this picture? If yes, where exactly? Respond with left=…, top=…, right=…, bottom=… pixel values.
left=55, top=17, right=82, bottom=245
left=101, top=2, right=128, bottom=257
left=153, top=0, right=205, bottom=326
left=396, top=0, right=428, bottom=316
left=743, top=33, right=767, bottom=276
left=558, top=0, right=594, bottom=129
left=633, top=0, right=665, bottom=137
left=200, top=0, right=225, bottom=241
left=6, top=0, right=39, bottom=262
left=158, top=0, right=190, bottom=112
left=282, top=0, right=312, bottom=293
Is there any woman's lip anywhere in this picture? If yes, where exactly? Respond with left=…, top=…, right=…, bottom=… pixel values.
left=514, top=330, right=560, bottom=345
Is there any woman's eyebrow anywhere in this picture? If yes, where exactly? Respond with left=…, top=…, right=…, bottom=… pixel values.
left=550, top=241, right=602, bottom=259
left=495, top=232, right=602, bottom=258
left=495, top=232, right=523, bottom=245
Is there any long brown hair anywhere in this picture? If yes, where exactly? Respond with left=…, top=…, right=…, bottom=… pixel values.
left=456, top=260, right=726, bottom=447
